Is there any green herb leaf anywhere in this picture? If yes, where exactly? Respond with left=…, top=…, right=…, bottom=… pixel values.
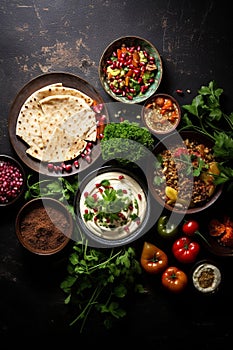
left=60, top=240, right=144, bottom=332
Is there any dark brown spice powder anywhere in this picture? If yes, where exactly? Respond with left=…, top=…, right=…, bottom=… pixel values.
left=20, top=205, right=70, bottom=251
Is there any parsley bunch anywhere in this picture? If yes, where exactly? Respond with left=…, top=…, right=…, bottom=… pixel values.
left=100, top=120, right=154, bottom=165
left=60, top=239, right=144, bottom=332
left=179, top=80, right=233, bottom=191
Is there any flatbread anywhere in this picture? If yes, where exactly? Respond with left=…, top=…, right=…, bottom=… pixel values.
left=38, top=94, right=95, bottom=146
left=15, top=82, right=97, bottom=163
left=16, top=83, right=63, bottom=147
left=42, top=127, right=87, bottom=162
left=60, top=109, right=97, bottom=142
left=41, top=85, right=94, bottom=106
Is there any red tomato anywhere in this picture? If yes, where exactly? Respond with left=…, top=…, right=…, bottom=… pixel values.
left=182, top=220, right=199, bottom=236
left=172, top=236, right=200, bottom=264
left=162, top=266, right=188, bottom=293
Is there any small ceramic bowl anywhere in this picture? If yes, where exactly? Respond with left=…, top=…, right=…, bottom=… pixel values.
left=147, top=131, right=223, bottom=214
left=142, top=93, right=181, bottom=136
left=0, top=154, right=26, bottom=207
left=99, top=36, right=163, bottom=104
left=15, top=197, right=73, bottom=255
left=191, top=260, right=222, bottom=295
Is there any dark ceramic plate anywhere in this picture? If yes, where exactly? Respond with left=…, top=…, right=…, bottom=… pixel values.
left=73, top=165, right=153, bottom=248
left=147, top=130, right=223, bottom=215
left=99, top=36, right=163, bottom=104
left=8, top=72, right=108, bottom=176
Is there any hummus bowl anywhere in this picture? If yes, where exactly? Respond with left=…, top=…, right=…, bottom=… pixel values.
left=74, top=166, right=152, bottom=247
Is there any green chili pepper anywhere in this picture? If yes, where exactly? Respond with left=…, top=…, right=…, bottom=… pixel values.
left=157, top=215, right=179, bottom=240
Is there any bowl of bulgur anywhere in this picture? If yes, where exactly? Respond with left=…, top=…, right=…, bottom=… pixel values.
left=148, top=131, right=223, bottom=214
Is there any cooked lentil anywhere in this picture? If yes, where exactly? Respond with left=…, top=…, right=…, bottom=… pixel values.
left=153, top=138, right=218, bottom=210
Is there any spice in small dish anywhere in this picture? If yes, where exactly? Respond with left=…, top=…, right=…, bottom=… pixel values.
left=142, top=93, right=181, bottom=134
left=15, top=198, right=73, bottom=255
left=192, top=261, right=221, bottom=294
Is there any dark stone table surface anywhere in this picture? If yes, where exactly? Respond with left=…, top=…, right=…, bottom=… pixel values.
left=1, top=0, right=233, bottom=347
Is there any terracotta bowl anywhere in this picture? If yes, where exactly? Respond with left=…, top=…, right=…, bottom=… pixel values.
left=147, top=130, right=223, bottom=215
left=99, top=36, right=163, bottom=104
left=0, top=154, right=26, bottom=208
left=15, top=197, right=73, bottom=255
left=141, top=93, right=181, bottom=136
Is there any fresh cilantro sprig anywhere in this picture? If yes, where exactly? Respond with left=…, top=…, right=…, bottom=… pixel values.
left=60, top=238, right=144, bottom=332
left=180, top=80, right=233, bottom=139
left=174, top=154, right=208, bottom=177
left=24, top=173, right=79, bottom=215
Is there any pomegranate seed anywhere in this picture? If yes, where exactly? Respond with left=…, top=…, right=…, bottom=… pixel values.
left=85, top=155, right=92, bottom=163
left=47, top=163, right=54, bottom=172
left=65, top=164, right=72, bottom=173
left=176, top=89, right=184, bottom=96
left=73, top=160, right=79, bottom=168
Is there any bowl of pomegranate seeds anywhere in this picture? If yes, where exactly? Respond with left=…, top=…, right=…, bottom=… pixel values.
left=99, top=36, right=163, bottom=104
left=0, top=154, right=26, bottom=207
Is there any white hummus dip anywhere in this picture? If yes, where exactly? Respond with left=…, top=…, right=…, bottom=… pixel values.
left=79, top=171, right=147, bottom=240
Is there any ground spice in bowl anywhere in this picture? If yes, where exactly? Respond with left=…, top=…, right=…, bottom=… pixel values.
left=192, top=261, right=222, bottom=294
left=15, top=197, right=73, bottom=255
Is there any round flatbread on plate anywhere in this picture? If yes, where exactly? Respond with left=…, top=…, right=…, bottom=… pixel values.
left=8, top=72, right=108, bottom=176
